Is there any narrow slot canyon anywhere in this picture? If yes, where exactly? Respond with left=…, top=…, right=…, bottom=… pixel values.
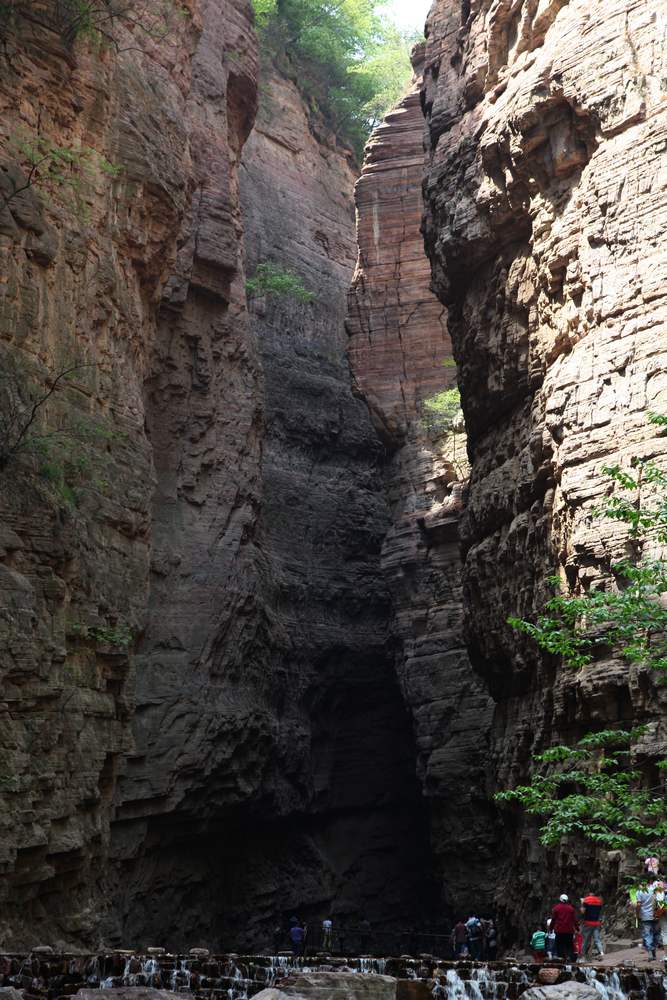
left=0, top=4, right=666, bottom=1000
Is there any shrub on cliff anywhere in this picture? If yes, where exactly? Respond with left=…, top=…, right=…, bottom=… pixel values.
left=1, top=133, right=121, bottom=215
left=495, top=729, right=667, bottom=861
left=421, top=387, right=461, bottom=435
left=246, top=261, right=315, bottom=302
left=252, top=0, right=416, bottom=157
left=508, top=414, right=667, bottom=681
left=0, top=350, right=127, bottom=507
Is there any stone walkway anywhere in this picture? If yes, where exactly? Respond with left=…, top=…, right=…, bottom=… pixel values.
left=576, top=943, right=666, bottom=970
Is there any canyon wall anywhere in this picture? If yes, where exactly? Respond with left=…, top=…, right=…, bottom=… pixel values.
left=420, top=0, right=667, bottom=934
left=0, top=0, right=238, bottom=946
left=347, top=59, right=498, bottom=918
left=0, top=7, right=435, bottom=949
left=237, top=63, right=435, bottom=946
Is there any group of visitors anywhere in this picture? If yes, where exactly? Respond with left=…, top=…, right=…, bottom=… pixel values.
left=281, top=916, right=366, bottom=956
left=530, top=893, right=602, bottom=963
left=529, top=878, right=667, bottom=964
left=451, top=917, right=497, bottom=960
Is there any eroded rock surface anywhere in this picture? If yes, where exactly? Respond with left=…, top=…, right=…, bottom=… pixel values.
left=347, top=57, right=497, bottom=915
left=0, top=0, right=269, bottom=943
left=236, top=62, right=435, bottom=944
left=0, top=7, right=435, bottom=947
left=421, top=0, right=667, bottom=931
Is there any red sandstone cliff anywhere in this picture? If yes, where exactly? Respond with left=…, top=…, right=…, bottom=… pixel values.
left=420, top=0, right=667, bottom=933
left=0, top=0, right=260, bottom=945
left=347, top=54, right=498, bottom=916
left=0, top=9, right=437, bottom=948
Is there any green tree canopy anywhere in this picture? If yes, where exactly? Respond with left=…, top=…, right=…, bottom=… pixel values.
left=253, top=0, right=418, bottom=157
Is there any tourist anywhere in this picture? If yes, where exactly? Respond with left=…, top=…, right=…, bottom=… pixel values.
left=645, top=857, right=660, bottom=877
left=359, top=917, right=372, bottom=954
left=636, top=882, right=659, bottom=960
left=653, top=881, right=666, bottom=949
left=530, top=926, right=547, bottom=964
left=580, top=891, right=604, bottom=959
left=272, top=924, right=283, bottom=953
left=322, top=917, right=333, bottom=952
left=452, top=919, right=468, bottom=957
left=289, top=920, right=306, bottom=957
left=546, top=918, right=556, bottom=959
left=551, top=893, right=578, bottom=961
left=485, top=920, right=498, bottom=961
left=465, top=915, right=483, bottom=960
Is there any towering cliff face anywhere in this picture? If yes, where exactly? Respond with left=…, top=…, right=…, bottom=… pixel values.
left=0, top=0, right=264, bottom=947
left=0, top=5, right=436, bottom=948
left=420, top=0, right=667, bottom=932
left=237, top=63, right=435, bottom=945
left=347, top=60, right=497, bottom=917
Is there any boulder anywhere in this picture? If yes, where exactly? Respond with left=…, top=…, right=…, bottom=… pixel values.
left=77, top=990, right=180, bottom=1000
left=254, top=972, right=398, bottom=1000
left=0, top=989, right=25, bottom=1000
left=521, top=984, right=601, bottom=1000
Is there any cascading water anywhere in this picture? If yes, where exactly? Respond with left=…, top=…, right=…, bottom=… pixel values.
left=3, top=950, right=666, bottom=1000
left=358, top=958, right=388, bottom=975
left=172, top=959, right=192, bottom=992
left=583, top=967, right=627, bottom=1000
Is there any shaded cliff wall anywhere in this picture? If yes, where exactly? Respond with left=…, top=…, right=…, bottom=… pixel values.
left=238, top=63, right=437, bottom=945
left=347, top=64, right=497, bottom=918
left=0, top=0, right=263, bottom=947
left=0, top=6, right=438, bottom=948
left=421, top=0, right=667, bottom=934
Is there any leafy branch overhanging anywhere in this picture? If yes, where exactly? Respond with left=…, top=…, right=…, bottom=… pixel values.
left=509, top=413, right=667, bottom=680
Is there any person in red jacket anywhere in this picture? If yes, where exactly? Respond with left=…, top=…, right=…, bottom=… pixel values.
left=580, top=892, right=604, bottom=959
left=551, top=893, right=578, bottom=961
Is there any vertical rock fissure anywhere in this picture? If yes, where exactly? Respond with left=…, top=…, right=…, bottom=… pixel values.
left=347, top=52, right=500, bottom=920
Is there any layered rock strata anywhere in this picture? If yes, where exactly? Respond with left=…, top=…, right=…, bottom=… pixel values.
left=421, top=0, right=667, bottom=933
left=347, top=63, right=497, bottom=916
left=0, top=0, right=265, bottom=947
left=237, top=63, right=435, bottom=946
left=0, top=7, right=436, bottom=947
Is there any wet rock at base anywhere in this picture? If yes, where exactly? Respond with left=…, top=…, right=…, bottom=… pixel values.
left=521, top=984, right=601, bottom=1000
left=0, top=988, right=25, bottom=1000
left=77, top=990, right=181, bottom=1000
left=255, top=972, right=398, bottom=1000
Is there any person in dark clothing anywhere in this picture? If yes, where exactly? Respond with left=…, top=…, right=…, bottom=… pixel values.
left=452, top=920, right=468, bottom=957
left=485, top=920, right=498, bottom=960
left=552, top=894, right=578, bottom=961
left=272, top=925, right=283, bottom=953
left=359, top=918, right=372, bottom=954
left=289, top=922, right=306, bottom=957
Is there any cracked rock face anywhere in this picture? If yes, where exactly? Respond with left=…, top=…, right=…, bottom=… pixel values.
left=0, top=0, right=262, bottom=947
left=0, top=7, right=436, bottom=945
left=236, top=63, right=435, bottom=946
left=347, top=59, right=498, bottom=917
left=421, top=0, right=667, bottom=933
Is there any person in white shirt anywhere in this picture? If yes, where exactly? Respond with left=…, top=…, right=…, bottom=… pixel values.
left=322, top=917, right=333, bottom=951
left=636, top=885, right=659, bottom=960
